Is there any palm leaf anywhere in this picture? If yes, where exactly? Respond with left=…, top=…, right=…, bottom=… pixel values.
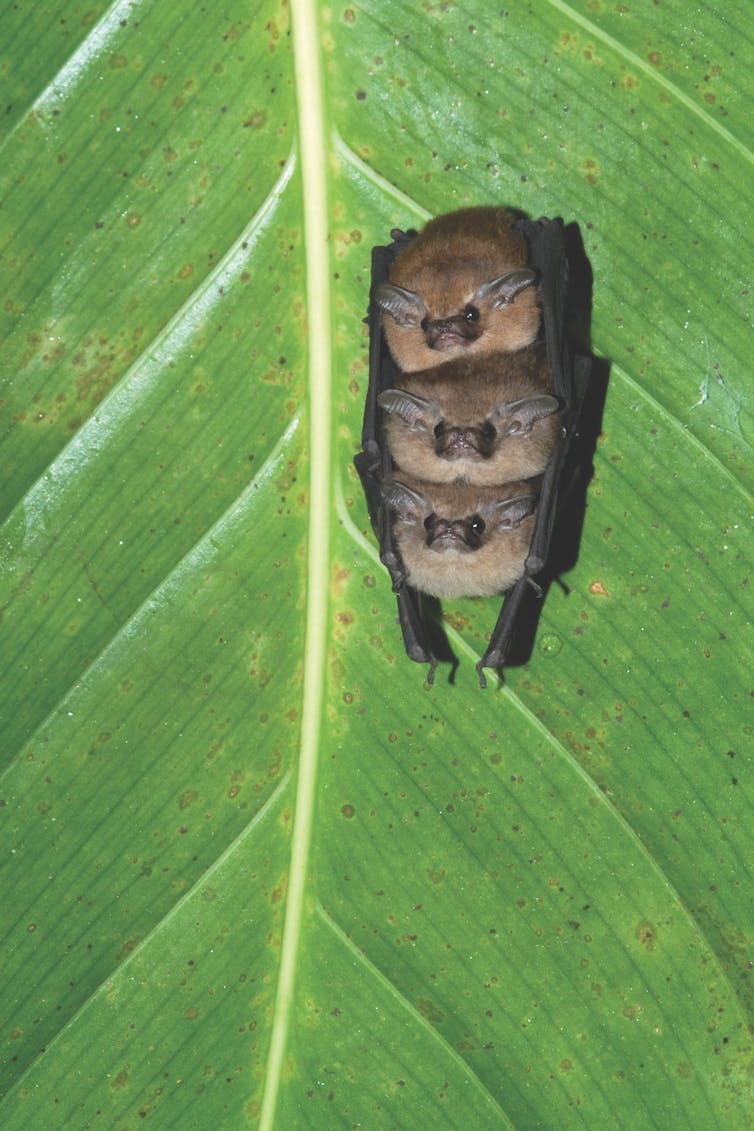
left=1, top=2, right=752, bottom=1126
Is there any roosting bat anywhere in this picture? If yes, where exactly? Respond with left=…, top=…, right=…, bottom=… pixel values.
left=354, top=211, right=592, bottom=685
left=380, top=476, right=540, bottom=599
left=374, top=207, right=541, bottom=372
left=377, top=341, right=561, bottom=486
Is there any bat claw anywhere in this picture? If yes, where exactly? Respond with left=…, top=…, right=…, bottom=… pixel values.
left=526, top=576, right=544, bottom=598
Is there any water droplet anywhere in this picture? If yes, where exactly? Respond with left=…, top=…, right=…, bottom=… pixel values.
left=539, top=633, right=562, bottom=657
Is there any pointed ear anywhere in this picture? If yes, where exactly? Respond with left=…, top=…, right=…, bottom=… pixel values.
left=474, top=267, right=538, bottom=308
left=378, top=389, right=439, bottom=431
left=373, top=283, right=427, bottom=326
left=486, top=494, right=539, bottom=529
left=491, top=394, right=560, bottom=435
left=380, top=479, right=429, bottom=521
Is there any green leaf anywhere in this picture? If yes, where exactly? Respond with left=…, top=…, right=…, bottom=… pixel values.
left=1, top=2, right=752, bottom=1127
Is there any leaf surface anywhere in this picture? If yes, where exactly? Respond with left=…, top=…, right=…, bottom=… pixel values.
left=1, top=2, right=752, bottom=1127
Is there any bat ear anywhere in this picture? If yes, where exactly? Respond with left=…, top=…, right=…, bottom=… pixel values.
left=373, top=283, right=427, bottom=326
left=380, top=479, right=428, bottom=520
left=474, top=267, right=538, bottom=309
left=486, top=494, right=539, bottom=529
left=492, top=394, right=560, bottom=435
left=378, top=389, right=439, bottom=430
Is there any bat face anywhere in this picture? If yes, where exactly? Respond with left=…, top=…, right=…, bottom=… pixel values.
left=374, top=208, right=541, bottom=371
left=378, top=343, right=561, bottom=485
left=381, top=476, right=539, bottom=599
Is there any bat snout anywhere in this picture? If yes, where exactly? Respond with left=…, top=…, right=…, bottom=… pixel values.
left=425, top=515, right=484, bottom=552
left=424, top=314, right=482, bottom=350
left=435, top=422, right=497, bottom=460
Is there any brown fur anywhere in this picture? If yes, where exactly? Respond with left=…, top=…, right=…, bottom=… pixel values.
left=381, top=343, right=561, bottom=485
left=385, top=475, right=539, bottom=599
left=382, top=208, right=541, bottom=371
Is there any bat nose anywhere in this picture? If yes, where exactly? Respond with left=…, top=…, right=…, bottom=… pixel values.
left=445, top=427, right=476, bottom=450
left=435, top=425, right=495, bottom=459
left=425, top=518, right=479, bottom=551
left=425, top=316, right=478, bottom=349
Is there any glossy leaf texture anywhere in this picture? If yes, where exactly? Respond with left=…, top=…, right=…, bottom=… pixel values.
left=1, top=2, right=752, bottom=1127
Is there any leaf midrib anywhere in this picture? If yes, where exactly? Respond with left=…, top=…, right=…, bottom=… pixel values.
left=259, top=0, right=332, bottom=1125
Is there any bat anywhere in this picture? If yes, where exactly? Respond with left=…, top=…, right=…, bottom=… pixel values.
left=380, top=475, right=539, bottom=599
left=373, top=207, right=541, bottom=372
left=377, top=341, right=561, bottom=486
left=354, top=211, right=592, bottom=686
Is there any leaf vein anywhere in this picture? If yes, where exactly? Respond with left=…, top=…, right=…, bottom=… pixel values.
left=547, top=0, right=754, bottom=165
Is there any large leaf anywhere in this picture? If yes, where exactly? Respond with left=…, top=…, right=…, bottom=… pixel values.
left=1, top=1, right=752, bottom=1126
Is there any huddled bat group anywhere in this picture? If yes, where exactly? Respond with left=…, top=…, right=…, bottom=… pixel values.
left=355, top=206, right=591, bottom=685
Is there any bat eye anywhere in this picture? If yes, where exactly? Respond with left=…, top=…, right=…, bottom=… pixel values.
left=480, top=421, right=496, bottom=443
left=420, top=317, right=429, bottom=332
left=469, top=514, right=486, bottom=535
left=433, top=422, right=445, bottom=439
left=423, top=513, right=436, bottom=531
left=464, top=305, right=480, bottom=323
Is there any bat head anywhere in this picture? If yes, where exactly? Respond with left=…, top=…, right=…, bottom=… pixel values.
left=384, top=472, right=542, bottom=601
left=381, top=389, right=558, bottom=458
left=378, top=353, right=561, bottom=484
left=382, top=479, right=538, bottom=553
left=375, top=268, right=540, bottom=371
left=374, top=206, right=544, bottom=371
left=380, top=475, right=540, bottom=598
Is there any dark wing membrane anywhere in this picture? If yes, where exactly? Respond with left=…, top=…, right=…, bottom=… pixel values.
left=477, top=218, right=592, bottom=680
left=354, top=230, right=414, bottom=531
left=354, top=229, right=441, bottom=678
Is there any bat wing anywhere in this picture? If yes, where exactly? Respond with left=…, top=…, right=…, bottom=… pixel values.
left=354, top=229, right=442, bottom=678
left=354, top=232, right=409, bottom=549
left=477, top=218, right=592, bottom=683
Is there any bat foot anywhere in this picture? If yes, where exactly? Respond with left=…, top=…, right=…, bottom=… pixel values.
left=475, top=656, right=504, bottom=688
left=420, top=650, right=461, bottom=686
left=526, top=576, right=544, bottom=599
